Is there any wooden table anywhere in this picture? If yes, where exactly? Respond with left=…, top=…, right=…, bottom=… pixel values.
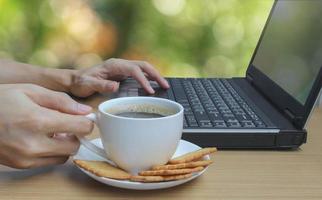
left=1, top=94, right=322, bottom=200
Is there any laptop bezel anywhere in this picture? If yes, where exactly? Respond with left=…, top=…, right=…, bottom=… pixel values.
left=246, top=0, right=322, bottom=129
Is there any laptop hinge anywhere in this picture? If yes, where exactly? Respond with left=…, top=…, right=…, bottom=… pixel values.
left=284, top=108, right=302, bottom=128
left=246, top=73, right=254, bottom=84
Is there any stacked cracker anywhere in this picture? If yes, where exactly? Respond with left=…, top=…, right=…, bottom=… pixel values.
left=74, top=147, right=216, bottom=183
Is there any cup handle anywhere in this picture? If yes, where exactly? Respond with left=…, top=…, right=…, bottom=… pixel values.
left=78, top=113, right=117, bottom=167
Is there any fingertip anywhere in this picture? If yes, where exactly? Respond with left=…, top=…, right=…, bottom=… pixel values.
left=77, top=103, right=92, bottom=114
left=162, top=79, right=170, bottom=89
left=147, top=86, right=155, bottom=94
left=78, top=117, right=94, bottom=137
left=155, top=77, right=169, bottom=89
left=144, top=87, right=155, bottom=94
left=112, top=82, right=120, bottom=92
left=104, top=81, right=120, bottom=93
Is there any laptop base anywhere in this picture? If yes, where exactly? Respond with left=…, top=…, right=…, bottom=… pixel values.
left=182, top=130, right=306, bottom=149
left=115, top=77, right=307, bottom=149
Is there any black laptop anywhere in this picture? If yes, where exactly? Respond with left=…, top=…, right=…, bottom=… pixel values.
left=114, top=0, right=322, bottom=149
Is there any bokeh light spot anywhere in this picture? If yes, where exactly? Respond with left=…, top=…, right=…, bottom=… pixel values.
left=74, top=53, right=103, bottom=69
left=213, top=15, right=244, bottom=48
left=204, top=55, right=236, bottom=78
left=29, top=50, right=60, bottom=68
left=153, top=0, right=186, bottom=16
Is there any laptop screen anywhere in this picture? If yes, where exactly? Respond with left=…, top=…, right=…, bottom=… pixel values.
left=252, top=0, right=322, bottom=105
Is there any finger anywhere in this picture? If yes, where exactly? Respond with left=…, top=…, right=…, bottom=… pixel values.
left=25, top=87, right=92, bottom=115
left=27, top=156, right=69, bottom=168
left=108, top=75, right=128, bottom=82
left=0, top=137, right=70, bottom=169
left=41, top=109, right=94, bottom=137
left=133, top=61, right=170, bottom=89
left=37, top=134, right=80, bottom=157
left=9, top=155, right=69, bottom=169
left=86, top=77, right=120, bottom=93
left=130, top=66, right=155, bottom=94
left=45, top=93, right=92, bottom=115
left=52, top=132, right=75, bottom=141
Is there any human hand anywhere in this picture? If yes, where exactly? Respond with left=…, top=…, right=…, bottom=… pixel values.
left=0, top=84, right=93, bottom=169
left=69, top=58, right=170, bottom=97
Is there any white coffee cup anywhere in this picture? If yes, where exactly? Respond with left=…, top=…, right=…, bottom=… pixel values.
left=80, top=97, right=184, bottom=175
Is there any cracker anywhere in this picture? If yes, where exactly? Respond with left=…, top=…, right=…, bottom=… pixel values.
left=152, top=160, right=213, bottom=170
left=74, top=160, right=131, bottom=180
left=130, top=173, right=193, bottom=182
left=138, top=166, right=204, bottom=176
left=162, top=173, right=192, bottom=181
left=169, top=147, right=217, bottom=164
left=130, top=175, right=164, bottom=182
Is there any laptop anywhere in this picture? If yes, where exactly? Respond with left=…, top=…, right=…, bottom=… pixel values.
left=114, top=0, right=322, bottom=149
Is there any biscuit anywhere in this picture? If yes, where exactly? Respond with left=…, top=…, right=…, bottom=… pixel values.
left=152, top=160, right=213, bottom=170
left=169, top=147, right=217, bottom=164
left=130, top=173, right=193, bottom=182
left=138, top=166, right=204, bottom=176
left=74, top=160, right=131, bottom=180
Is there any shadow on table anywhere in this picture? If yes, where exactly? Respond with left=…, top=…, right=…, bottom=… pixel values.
left=0, top=166, right=56, bottom=181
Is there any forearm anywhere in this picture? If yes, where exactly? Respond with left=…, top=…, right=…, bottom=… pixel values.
left=0, top=59, right=75, bottom=92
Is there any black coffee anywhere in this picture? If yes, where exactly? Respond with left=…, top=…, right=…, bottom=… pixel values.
left=115, top=111, right=165, bottom=118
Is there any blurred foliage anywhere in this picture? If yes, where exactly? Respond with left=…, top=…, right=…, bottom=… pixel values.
left=0, top=0, right=273, bottom=77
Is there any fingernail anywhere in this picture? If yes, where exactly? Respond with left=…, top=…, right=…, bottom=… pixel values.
left=164, top=80, right=170, bottom=88
left=106, top=82, right=119, bottom=93
left=53, top=133, right=68, bottom=139
left=149, top=87, right=155, bottom=94
left=53, top=133, right=76, bottom=142
left=112, top=82, right=120, bottom=92
left=78, top=103, right=92, bottom=113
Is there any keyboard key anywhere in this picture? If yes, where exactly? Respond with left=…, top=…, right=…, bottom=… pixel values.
left=192, top=104, right=203, bottom=109
left=254, top=120, right=266, bottom=128
left=194, top=111, right=209, bottom=121
left=235, top=114, right=251, bottom=121
left=178, top=99, right=189, bottom=104
left=181, top=104, right=191, bottom=109
left=223, top=113, right=235, bottom=121
left=189, top=122, right=199, bottom=127
left=199, top=120, right=212, bottom=127
left=221, top=109, right=233, bottom=114
left=207, top=106, right=218, bottom=111
left=204, top=103, right=214, bottom=108
left=208, top=113, right=222, bottom=121
left=193, top=110, right=205, bottom=114
left=186, top=114, right=197, bottom=123
left=227, top=121, right=241, bottom=128
left=250, top=114, right=259, bottom=120
left=213, top=120, right=227, bottom=128
left=241, top=121, right=255, bottom=128
left=172, top=88, right=187, bottom=100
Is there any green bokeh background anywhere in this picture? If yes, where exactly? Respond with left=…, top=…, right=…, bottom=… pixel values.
left=0, top=0, right=273, bottom=77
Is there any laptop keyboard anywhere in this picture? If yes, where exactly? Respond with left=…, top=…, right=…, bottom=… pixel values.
left=169, top=78, right=267, bottom=129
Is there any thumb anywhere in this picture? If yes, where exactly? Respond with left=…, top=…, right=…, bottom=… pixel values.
left=87, top=77, right=120, bottom=93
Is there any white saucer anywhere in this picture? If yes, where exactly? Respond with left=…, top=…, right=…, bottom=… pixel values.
left=73, top=138, right=210, bottom=190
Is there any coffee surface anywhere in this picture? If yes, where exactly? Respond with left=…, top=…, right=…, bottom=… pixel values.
left=115, top=111, right=165, bottom=118
left=105, top=104, right=176, bottom=118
